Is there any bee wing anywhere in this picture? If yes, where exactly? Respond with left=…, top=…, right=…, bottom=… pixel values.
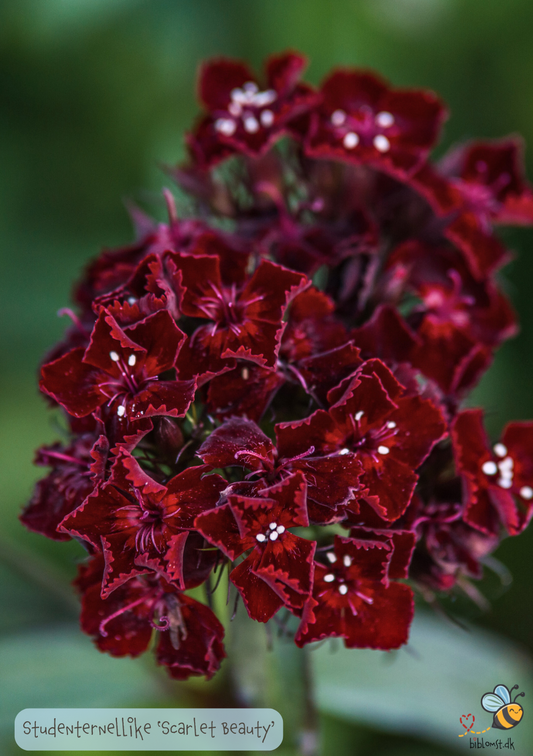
left=494, top=685, right=511, bottom=704
left=482, top=693, right=505, bottom=712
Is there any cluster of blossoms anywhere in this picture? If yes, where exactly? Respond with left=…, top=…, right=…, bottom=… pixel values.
left=22, top=52, right=533, bottom=681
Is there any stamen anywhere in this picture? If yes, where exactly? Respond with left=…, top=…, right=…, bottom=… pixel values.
left=355, top=410, right=364, bottom=422
left=387, top=421, right=397, bottom=429
left=343, top=132, right=359, bottom=149
left=215, top=118, right=237, bottom=136
left=343, top=555, right=352, bottom=567
left=109, top=351, right=120, bottom=362
left=276, top=525, right=285, bottom=534
left=499, top=457, right=514, bottom=471
left=269, top=522, right=277, bottom=530
left=498, top=478, right=512, bottom=489
left=494, top=443, right=507, bottom=457
left=376, top=111, right=394, bottom=128
left=256, top=533, right=266, bottom=543
left=228, top=102, right=242, bottom=117
left=243, top=115, right=260, bottom=133
left=326, top=552, right=337, bottom=564
left=338, top=584, right=348, bottom=595
left=373, top=134, right=391, bottom=152
left=331, top=109, right=346, bottom=126
left=269, top=531, right=279, bottom=541
left=482, top=461, right=498, bottom=475
left=241, top=367, right=250, bottom=380
left=324, top=573, right=335, bottom=583
left=128, top=354, right=136, bottom=367
left=243, top=81, right=259, bottom=95
left=127, top=297, right=137, bottom=305
left=260, top=109, right=274, bottom=127
left=339, top=448, right=351, bottom=455
left=377, top=445, right=390, bottom=455
left=520, top=486, right=533, bottom=500
left=117, top=405, right=126, bottom=417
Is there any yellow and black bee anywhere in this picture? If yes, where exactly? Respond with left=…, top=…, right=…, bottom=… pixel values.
left=481, top=684, right=525, bottom=730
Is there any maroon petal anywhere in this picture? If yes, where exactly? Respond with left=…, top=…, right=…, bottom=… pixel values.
left=230, top=555, right=284, bottom=623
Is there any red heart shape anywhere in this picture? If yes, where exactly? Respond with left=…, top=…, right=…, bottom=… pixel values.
left=460, top=713, right=475, bottom=731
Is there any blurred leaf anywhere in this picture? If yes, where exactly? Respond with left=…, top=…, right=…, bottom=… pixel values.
left=312, top=610, right=533, bottom=749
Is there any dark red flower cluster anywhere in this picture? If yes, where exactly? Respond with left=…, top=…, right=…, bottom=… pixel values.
left=22, top=52, right=533, bottom=680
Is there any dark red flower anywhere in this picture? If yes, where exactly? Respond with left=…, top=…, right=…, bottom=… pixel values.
left=77, top=556, right=225, bottom=680
left=295, top=535, right=414, bottom=649
left=40, top=309, right=195, bottom=446
left=195, top=472, right=316, bottom=621
left=306, top=70, right=446, bottom=176
left=452, top=409, right=533, bottom=536
left=60, top=450, right=225, bottom=596
left=188, top=51, right=317, bottom=167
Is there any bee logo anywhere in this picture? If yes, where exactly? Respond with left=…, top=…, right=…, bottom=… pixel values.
left=481, top=684, right=525, bottom=730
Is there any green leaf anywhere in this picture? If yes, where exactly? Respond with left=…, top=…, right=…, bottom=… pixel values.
left=312, top=610, right=533, bottom=748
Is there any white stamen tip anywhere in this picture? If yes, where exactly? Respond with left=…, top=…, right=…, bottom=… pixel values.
left=127, top=297, right=137, bottom=305
left=117, top=405, right=126, bottom=417
left=339, top=448, right=351, bottom=455
left=331, top=109, right=346, bottom=126
left=324, top=573, right=335, bottom=583
left=376, top=111, right=394, bottom=128
left=256, top=533, right=266, bottom=543
left=254, top=89, right=277, bottom=107
left=343, top=131, right=360, bottom=149
left=499, top=457, right=514, bottom=470
left=228, top=102, right=242, bottom=117
left=128, top=354, right=136, bottom=367
left=355, top=410, right=364, bottom=422
left=276, top=525, right=285, bottom=534
left=387, top=421, right=397, bottom=429
left=269, top=531, right=279, bottom=541
left=494, top=443, right=508, bottom=457
left=109, top=351, right=120, bottom=362
left=482, top=461, right=498, bottom=475
left=260, top=109, right=274, bottom=127
left=373, top=134, right=391, bottom=152
left=243, top=115, right=260, bottom=133
left=338, top=584, right=348, bottom=595
left=343, top=555, right=352, bottom=567
left=520, top=486, right=533, bottom=500
left=215, top=118, right=236, bottom=136
left=269, top=522, right=277, bottom=530
left=498, top=478, right=513, bottom=489
left=243, top=81, right=259, bottom=94
left=378, top=445, right=390, bottom=455
left=241, top=367, right=250, bottom=380
left=326, top=552, right=337, bottom=564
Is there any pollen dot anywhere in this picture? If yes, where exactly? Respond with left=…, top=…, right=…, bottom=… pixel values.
left=241, top=367, right=250, bottom=380
left=499, top=456, right=514, bottom=470
left=338, top=584, right=348, bottom=595
left=387, top=421, right=397, bottom=429
left=260, top=109, right=274, bottom=127
left=109, top=351, right=120, bottom=362
left=269, top=531, right=279, bottom=541
left=520, top=486, right=533, bottom=500
left=343, top=132, right=360, bottom=149
left=482, top=461, right=498, bottom=475
left=215, top=118, right=236, bottom=136
left=355, top=410, right=364, bottom=422
left=498, top=478, right=512, bottom=489
left=377, top=445, right=390, bottom=455
left=326, top=552, right=337, bottom=564
left=324, top=573, right=335, bottom=583
left=243, top=115, right=260, bottom=133
left=228, top=102, right=242, bottom=117
left=128, top=354, right=136, bottom=367
left=117, top=405, right=126, bottom=417
left=343, top=555, right=352, bottom=567
left=339, top=448, right=351, bottom=455
left=331, top=109, right=346, bottom=126
left=494, top=443, right=508, bottom=457
left=243, top=81, right=258, bottom=94
left=127, top=297, right=137, bottom=305
left=373, top=134, right=391, bottom=152
left=269, top=522, right=277, bottom=530
left=376, top=111, right=395, bottom=128
left=256, top=533, right=266, bottom=543
left=276, top=525, right=285, bottom=534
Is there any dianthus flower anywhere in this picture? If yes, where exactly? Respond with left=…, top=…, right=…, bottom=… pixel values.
left=22, top=51, right=533, bottom=682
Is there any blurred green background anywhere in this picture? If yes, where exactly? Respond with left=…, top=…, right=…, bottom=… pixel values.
left=2, top=1, right=533, bottom=754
